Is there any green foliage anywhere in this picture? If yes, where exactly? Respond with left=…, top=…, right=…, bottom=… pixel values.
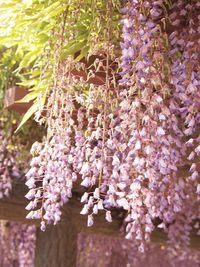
left=0, top=0, right=121, bottom=129
left=0, top=109, right=45, bottom=164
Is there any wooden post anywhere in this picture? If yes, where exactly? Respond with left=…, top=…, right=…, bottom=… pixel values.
left=35, top=220, right=78, bottom=267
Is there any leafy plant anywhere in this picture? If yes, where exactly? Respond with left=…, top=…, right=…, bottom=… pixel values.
left=0, top=0, right=121, bottom=129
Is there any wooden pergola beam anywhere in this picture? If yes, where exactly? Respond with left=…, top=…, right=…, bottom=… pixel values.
left=0, top=180, right=200, bottom=249
left=0, top=180, right=122, bottom=236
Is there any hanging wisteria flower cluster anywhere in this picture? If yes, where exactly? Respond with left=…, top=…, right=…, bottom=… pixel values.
left=0, top=221, right=36, bottom=267
left=166, top=0, right=200, bottom=255
left=119, top=0, right=200, bottom=253
left=25, top=0, right=200, bottom=253
left=0, top=120, right=35, bottom=266
left=25, top=67, right=80, bottom=229
left=0, top=121, right=21, bottom=199
left=78, top=233, right=200, bottom=267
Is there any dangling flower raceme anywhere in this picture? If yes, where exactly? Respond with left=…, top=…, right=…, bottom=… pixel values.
left=24, top=0, right=200, bottom=256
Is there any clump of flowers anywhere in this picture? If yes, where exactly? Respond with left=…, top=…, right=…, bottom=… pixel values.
left=25, top=64, right=79, bottom=230
left=0, top=221, right=36, bottom=267
left=24, top=0, right=200, bottom=255
left=0, top=119, right=21, bottom=199
left=167, top=0, right=200, bottom=253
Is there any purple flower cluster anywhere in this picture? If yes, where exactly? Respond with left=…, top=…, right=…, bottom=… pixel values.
left=0, top=222, right=36, bottom=267
left=118, top=0, right=184, bottom=250
left=167, top=0, right=200, bottom=252
left=25, top=87, right=78, bottom=230
left=118, top=0, right=200, bottom=253
left=25, top=0, right=200, bottom=255
left=0, top=123, right=21, bottom=199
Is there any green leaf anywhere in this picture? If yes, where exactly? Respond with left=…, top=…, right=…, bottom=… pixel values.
left=75, top=46, right=89, bottom=62
left=15, top=102, right=38, bottom=132
left=0, top=1, right=21, bottom=9
left=62, top=37, right=87, bottom=59
left=17, top=79, right=38, bottom=87
left=19, top=48, right=43, bottom=69
left=15, top=91, right=38, bottom=103
left=42, top=5, right=65, bottom=21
